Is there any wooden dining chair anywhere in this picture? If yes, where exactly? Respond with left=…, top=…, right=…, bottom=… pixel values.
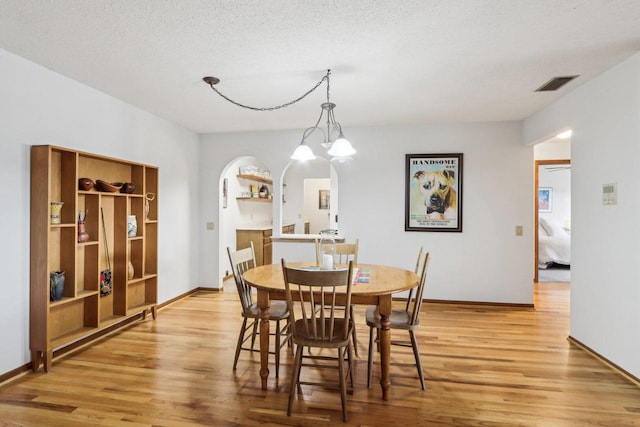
left=227, top=243, right=291, bottom=378
left=366, top=248, right=430, bottom=390
left=282, top=259, right=355, bottom=422
left=314, top=238, right=360, bottom=356
left=314, top=239, right=359, bottom=266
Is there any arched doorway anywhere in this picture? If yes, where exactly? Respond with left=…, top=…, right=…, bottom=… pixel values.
left=218, top=156, right=272, bottom=284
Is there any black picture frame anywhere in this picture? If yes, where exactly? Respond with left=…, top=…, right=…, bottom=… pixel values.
left=405, top=153, right=463, bottom=232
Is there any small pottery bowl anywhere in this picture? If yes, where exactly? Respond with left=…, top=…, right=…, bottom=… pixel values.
left=95, top=179, right=122, bottom=193
left=78, top=178, right=94, bottom=191
left=118, top=182, right=135, bottom=194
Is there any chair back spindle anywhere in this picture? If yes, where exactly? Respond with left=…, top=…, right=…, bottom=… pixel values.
left=408, top=251, right=430, bottom=326
left=405, top=246, right=424, bottom=312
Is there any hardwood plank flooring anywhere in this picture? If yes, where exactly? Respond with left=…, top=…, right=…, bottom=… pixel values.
left=1, top=282, right=639, bottom=426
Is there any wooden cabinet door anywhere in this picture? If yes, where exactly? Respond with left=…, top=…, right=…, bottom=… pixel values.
left=263, top=239, right=272, bottom=265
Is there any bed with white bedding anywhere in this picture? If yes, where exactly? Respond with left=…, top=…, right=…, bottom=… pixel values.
left=538, top=218, right=571, bottom=268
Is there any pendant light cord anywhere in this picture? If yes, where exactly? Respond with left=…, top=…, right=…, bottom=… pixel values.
left=204, top=70, right=331, bottom=112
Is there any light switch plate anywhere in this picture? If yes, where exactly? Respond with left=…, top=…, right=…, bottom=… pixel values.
left=206, top=222, right=215, bottom=230
left=515, top=225, right=523, bottom=236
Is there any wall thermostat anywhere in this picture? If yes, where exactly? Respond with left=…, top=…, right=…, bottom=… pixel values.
left=602, top=183, right=617, bottom=205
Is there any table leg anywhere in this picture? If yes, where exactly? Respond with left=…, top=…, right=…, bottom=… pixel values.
left=257, top=289, right=271, bottom=390
left=378, top=295, right=392, bottom=400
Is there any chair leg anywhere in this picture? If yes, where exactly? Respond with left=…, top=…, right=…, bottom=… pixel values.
left=274, top=320, right=281, bottom=378
left=233, top=317, right=249, bottom=371
left=286, top=321, right=293, bottom=348
left=296, top=346, right=304, bottom=392
left=367, top=325, right=375, bottom=388
left=288, top=344, right=304, bottom=417
left=338, top=346, right=348, bottom=422
left=350, top=305, right=358, bottom=357
left=249, top=318, right=259, bottom=350
left=409, top=330, right=425, bottom=390
left=347, top=336, right=354, bottom=387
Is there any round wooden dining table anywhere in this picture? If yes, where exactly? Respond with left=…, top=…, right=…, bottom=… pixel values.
left=242, top=262, right=419, bottom=401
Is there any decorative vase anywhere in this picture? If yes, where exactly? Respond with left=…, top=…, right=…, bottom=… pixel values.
left=127, top=215, right=137, bottom=237
left=128, top=261, right=135, bottom=280
left=319, top=229, right=337, bottom=270
left=119, top=182, right=135, bottom=194
left=77, top=221, right=89, bottom=243
left=144, top=192, right=155, bottom=220
left=78, top=178, right=94, bottom=191
left=50, top=201, right=64, bottom=224
left=50, top=271, right=65, bottom=301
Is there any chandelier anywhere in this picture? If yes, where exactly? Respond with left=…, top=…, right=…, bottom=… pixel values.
left=202, top=69, right=356, bottom=162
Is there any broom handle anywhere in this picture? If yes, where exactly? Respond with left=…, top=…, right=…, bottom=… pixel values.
left=100, top=207, right=111, bottom=271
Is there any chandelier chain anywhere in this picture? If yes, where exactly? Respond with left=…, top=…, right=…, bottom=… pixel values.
left=206, top=70, right=331, bottom=112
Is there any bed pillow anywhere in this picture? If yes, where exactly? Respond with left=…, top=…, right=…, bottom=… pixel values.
left=539, top=218, right=567, bottom=237
left=539, top=222, right=549, bottom=236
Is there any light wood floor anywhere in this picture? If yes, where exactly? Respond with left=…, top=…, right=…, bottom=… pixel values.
left=1, top=282, right=639, bottom=426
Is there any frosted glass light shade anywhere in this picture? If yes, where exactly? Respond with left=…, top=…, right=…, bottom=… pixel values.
left=327, top=133, right=356, bottom=157
left=291, top=143, right=316, bottom=161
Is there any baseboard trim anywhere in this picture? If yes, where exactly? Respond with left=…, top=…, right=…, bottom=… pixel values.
left=423, top=298, right=534, bottom=309
left=0, top=363, right=32, bottom=387
left=156, top=286, right=221, bottom=310
left=568, top=336, right=639, bottom=387
left=194, top=286, right=223, bottom=294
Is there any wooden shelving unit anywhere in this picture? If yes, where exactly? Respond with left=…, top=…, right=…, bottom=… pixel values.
left=30, top=145, right=159, bottom=372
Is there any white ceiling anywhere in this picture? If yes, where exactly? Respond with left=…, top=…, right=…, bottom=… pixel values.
left=1, top=0, right=639, bottom=134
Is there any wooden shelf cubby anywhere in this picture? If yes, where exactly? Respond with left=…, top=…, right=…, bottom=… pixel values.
left=30, top=145, right=159, bottom=372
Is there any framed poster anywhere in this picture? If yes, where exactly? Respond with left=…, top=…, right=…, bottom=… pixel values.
left=538, top=187, right=552, bottom=212
left=319, top=189, right=330, bottom=209
left=405, top=153, right=463, bottom=232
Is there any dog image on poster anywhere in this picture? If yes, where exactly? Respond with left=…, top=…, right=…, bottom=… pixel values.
left=407, top=154, right=462, bottom=231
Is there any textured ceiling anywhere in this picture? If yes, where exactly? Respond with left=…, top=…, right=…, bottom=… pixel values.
left=1, top=0, right=639, bottom=134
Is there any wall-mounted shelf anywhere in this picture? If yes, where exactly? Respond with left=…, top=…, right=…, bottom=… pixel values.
left=236, top=173, right=273, bottom=184
left=236, top=197, right=272, bottom=202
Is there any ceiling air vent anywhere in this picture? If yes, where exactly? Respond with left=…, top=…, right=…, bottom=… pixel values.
left=535, top=75, right=579, bottom=92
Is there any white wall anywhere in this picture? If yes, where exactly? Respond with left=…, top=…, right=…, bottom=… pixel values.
left=0, top=49, right=200, bottom=376
left=282, top=163, right=304, bottom=228
left=524, top=52, right=640, bottom=378
left=534, top=139, right=571, bottom=160
left=199, top=122, right=534, bottom=306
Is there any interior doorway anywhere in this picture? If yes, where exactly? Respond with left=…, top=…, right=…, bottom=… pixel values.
left=534, top=159, right=571, bottom=283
